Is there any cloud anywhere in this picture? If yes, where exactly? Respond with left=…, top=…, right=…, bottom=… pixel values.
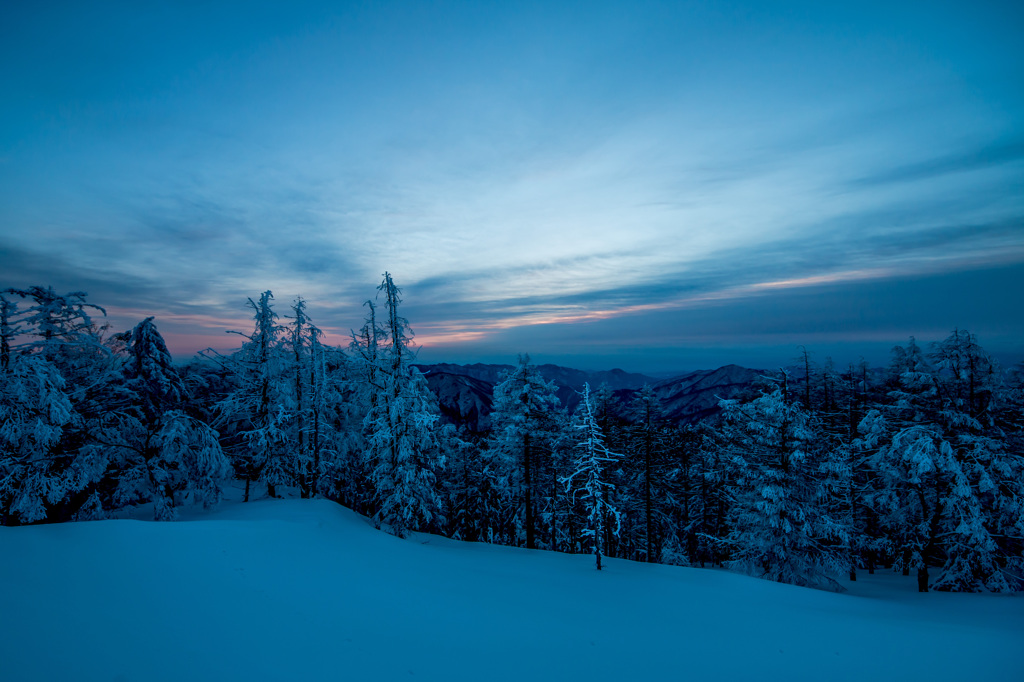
left=848, top=140, right=1024, bottom=188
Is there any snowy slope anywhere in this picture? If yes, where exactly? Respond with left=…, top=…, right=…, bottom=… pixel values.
left=2, top=498, right=1022, bottom=682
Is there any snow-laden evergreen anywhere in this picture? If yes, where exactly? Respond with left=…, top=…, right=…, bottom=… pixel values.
left=356, top=273, right=446, bottom=537
left=486, top=354, right=562, bottom=548
left=719, top=379, right=850, bottom=590
left=0, top=351, right=78, bottom=523
left=90, top=317, right=232, bottom=520
left=561, top=382, right=622, bottom=570
left=0, top=288, right=115, bottom=523
left=207, top=291, right=294, bottom=501
left=859, top=332, right=1024, bottom=591
left=303, top=325, right=358, bottom=501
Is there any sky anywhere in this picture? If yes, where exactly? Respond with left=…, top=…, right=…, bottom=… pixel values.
left=2, top=0, right=1023, bottom=372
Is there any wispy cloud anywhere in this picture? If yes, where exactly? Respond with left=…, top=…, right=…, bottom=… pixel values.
left=849, top=140, right=1024, bottom=188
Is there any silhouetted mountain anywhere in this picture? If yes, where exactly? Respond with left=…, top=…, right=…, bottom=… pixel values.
left=656, top=364, right=765, bottom=422
left=414, top=362, right=765, bottom=429
left=418, top=371, right=494, bottom=434
left=415, top=363, right=514, bottom=386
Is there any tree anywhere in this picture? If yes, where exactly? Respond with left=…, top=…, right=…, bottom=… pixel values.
left=208, top=291, right=293, bottom=501
left=287, top=298, right=311, bottom=497
left=561, top=383, right=622, bottom=570
left=0, top=351, right=79, bottom=524
left=283, top=298, right=347, bottom=500
left=858, top=332, right=1024, bottom=592
left=0, top=293, right=21, bottom=372
left=359, top=273, right=446, bottom=537
left=719, top=378, right=850, bottom=590
left=487, top=354, right=561, bottom=548
left=89, top=317, right=232, bottom=520
left=304, top=325, right=355, bottom=500
left=0, top=287, right=117, bottom=523
left=631, top=384, right=662, bottom=561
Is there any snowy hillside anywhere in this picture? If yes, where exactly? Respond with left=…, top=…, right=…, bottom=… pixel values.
left=2, top=497, right=1021, bottom=682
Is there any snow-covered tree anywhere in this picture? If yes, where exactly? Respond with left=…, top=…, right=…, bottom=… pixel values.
left=0, top=293, right=21, bottom=372
left=561, top=383, right=622, bottom=570
left=358, top=273, right=446, bottom=537
left=631, top=383, right=662, bottom=561
left=0, top=288, right=118, bottom=523
left=0, top=352, right=80, bottom=524
left=719, top=379, right=850, bottom=590
left=121, top=317, right=185, bottom=419
left=284, top=297, right=337, bottom=499
left=304, top=326, right=356, bottom=501
left=89, top=317, right=232, bottom=520
left=4, top=286, right=106, bottom=356
left=207, top=291, right=293, bottom=501
left=487, top=354, right=561, bottom=548
left=862, top=332, right=1024, bottom=592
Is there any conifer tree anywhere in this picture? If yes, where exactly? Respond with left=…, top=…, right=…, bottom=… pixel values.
left=863, top=331, right=1024, bottom=591
left=561, top=383, right=622, bottom=570
left=207, top=291, right=292, bottom=501
left=632, top=384, right=661, bottom=561
left=360, top=273, right=446, bottom=537
left=0, top=288, right=116, bottom=522
left=720, top=378, right=850, bottom=590
left=0, top=351, right=78, bottom=524
left=487, top=354, right=561, bottom=548
left=91, top=317, right=232, bottom=520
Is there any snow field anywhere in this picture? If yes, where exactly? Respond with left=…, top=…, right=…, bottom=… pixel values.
left=1, top=498, right=1022, bottom=682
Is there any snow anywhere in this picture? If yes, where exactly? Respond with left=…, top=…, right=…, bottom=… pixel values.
left=1, top=493, right=1021, bottom=681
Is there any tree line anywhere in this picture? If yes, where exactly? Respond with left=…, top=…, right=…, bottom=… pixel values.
left=2, top=279, right=1022, bottom=592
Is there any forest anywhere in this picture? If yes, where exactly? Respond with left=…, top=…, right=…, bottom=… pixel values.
left=2, top=276, right=1022, bottom=593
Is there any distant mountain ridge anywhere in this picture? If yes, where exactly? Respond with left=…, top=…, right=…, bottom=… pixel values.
left=413, top=362, right=765, bottom=431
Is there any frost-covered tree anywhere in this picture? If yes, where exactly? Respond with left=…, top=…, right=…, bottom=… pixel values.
left=631, top=384, right=662, bottom=561
left=0, top=352, right=80, bottom=524
left=284, top=297, right=341, bottom=499
left=688, top=422, right=732, bottom=567
left=91, top=317, right=232, bottom=520
left=487, top=354, right=561, bottom=548
left=0, top=294, right=20, bottom=372
left=4, top=287, right=116, bottom=414
left=862, top=332, right=1024, bottom=592
left=720, top=379, right=850, bottom=590
left=561, top=383, right=622, bottom=570
left=121, top=317, right=184, bottom=419
left=5, top=286, right=106, bottom=355
left=304, top=326, right=356, bottom=500
left=0, top=288, right=117, bottom=523
left=207, top=291, right=293, bottom=501
left=358, top=273, right=446, bottom=537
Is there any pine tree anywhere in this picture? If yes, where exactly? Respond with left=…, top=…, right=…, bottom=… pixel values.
left=0, top=351, right=78, bottom=524
left=91, top=317, right=232, bottom=520
left=720, top=378, right=850, bottom=590
left=305, top=327, right=355, bottom=501
left=561, top=383, right=622, bottom=570
left=858, top=333, right=1023, bottom=592
left=632, top=384, right=661, bottom=561
left=487, top=354, right=561, bottom=548
left=207, top=292, right=293, bottom=501
left=0, top=287, right=117, bottom=523
left=360, top=273, right=446, bottom=537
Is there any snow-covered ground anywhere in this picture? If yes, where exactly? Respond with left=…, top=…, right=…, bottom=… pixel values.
left=2, top=494, right=1021, bottom=681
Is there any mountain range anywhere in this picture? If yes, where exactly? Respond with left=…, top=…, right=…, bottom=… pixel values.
left=413, top=362, right=767, bottom=433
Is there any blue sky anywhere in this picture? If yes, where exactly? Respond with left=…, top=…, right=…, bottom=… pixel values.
left=2, top=1, right=1022, bottom=372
